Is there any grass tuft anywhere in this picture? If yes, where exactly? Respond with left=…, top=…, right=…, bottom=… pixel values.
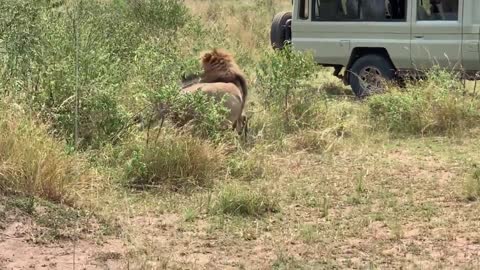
left=298, top=224, right=320, bottom=244
left=464, top=167, right=480, bottom=201
left=210, top=183, right=279, bottom=217
left=123, top=130, right=225, bottom=191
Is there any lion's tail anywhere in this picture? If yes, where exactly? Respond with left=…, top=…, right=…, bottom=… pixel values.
left=235, top=74, right=248, bottom=112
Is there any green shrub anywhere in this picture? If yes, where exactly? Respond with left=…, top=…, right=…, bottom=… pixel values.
left=256, top=45, right=319, bottom=133
left=368, top=90, right=427, bottom=134
left=173, top=92, right=231, bottom=142
left=139, top=82, right=232, bottom=143
left=0, top=0, right=191, bottom=149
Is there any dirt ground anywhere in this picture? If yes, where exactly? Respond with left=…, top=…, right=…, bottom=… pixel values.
left=2, top=138, right=480, bottom=270
left=0, top=208, right=125, bottom=270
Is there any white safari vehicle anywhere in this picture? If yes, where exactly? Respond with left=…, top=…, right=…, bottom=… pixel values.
left=271, top=0, right=480, bottom=97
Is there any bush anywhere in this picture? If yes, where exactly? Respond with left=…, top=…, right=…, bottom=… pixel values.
left=137, top=81, right=233, bottom=143
left=368, top=68, right=480, bottom=135
left=256, top=45, right=319, bottom=133
left=122, top=131, right=225, bottom=190
left=0, top=101, right=97, bottom=205
left=160, top=87, right=231, bottom=142
left=0, top=0, right=191, bottom=149
left=210, top=183, right=279, bottom=217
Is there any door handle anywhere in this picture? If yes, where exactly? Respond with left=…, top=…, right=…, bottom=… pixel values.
left=414, top=35, right=424, bottom=39
left=339, top=40, right=350, bottom=48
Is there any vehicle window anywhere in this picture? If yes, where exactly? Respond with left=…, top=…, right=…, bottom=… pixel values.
left=299, top=0, right=309, bottom=19
left=312, top=0, right=407, bottom=22
left=417, top=0, right=459, bottom=21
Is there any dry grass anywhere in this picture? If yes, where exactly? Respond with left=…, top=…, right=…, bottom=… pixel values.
left=289, top=129, right=339, bottom=154
left=121, top=129, right=226, bottom=190
left=93, top=135, right=480, bottom=269
left=183, top=0, right=291, bottom=60
left=0, top=101, right=98, bottom=205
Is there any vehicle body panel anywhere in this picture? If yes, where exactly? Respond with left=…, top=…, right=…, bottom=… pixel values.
left=293, top=21, right=412, bottom=68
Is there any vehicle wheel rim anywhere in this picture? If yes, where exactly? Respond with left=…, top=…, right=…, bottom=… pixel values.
left=358, top=66, right=385, bottom=96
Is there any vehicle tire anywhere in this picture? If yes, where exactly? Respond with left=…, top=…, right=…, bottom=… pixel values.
left=349, top=54, right=396, bottom=98
left=270, top=11, right=292, bottom=50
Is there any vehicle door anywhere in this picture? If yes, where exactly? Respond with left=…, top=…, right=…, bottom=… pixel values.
left=291, top=0, right=353, bottom=66
left=411, top=0, right=463, bottom=70
left=292, top=0, right=411, bottom=68
left=461, top=0, right=480, bottom=73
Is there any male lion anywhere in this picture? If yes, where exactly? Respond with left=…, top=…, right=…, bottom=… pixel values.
left=140, top=48, right=248, bottom=136
left=179, top=48, right=248, bottom=134
left=180, top=81, right=246, bottom=134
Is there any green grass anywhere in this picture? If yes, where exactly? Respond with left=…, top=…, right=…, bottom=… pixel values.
left=210, top=183, right=279, bottom=217
left=183, top=207, right=199, bottom=222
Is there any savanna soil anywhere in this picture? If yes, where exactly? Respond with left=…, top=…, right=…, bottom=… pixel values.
left=2, top=136, right=480, bottom=269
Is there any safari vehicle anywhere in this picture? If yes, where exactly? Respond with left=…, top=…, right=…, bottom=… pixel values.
left=271, top=0, right=480, bottom=97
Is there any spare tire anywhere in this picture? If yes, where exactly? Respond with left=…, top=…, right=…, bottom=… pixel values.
left=270, top=11, right=292, bottom=50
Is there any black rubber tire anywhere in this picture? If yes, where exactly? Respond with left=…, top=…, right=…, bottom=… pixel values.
left=349, top=54, right=396, bottom=98
left=270, top=11, right=292, bottom=50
